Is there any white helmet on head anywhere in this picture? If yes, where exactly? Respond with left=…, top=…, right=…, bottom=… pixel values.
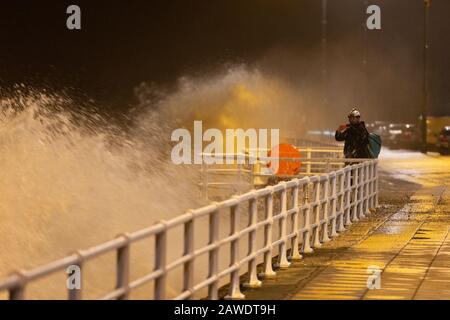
left=348, top=108, right=361, bottom=118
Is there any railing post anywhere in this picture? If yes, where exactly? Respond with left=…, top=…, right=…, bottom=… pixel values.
left=154, top=221, right=167, bottom=300
left=249, top=163, right=255, bottom=189
left=116, top=233, right=130, bottom=300
left=364, top=163, right=371, bottom=215
left=358, top=165, right=365, bottom=219
left=370, top=161, right=376, bottom=209
left=244, top=197, right=262, bottom=287
left=321, top=177, right=331, bottom=242
left=337, top=172, right=346, bottom=232
left=375, top=161, right=379, bottom=207
left=312, top=180, right=322, bottom=248
left=237, top=164, right=242, bottom=195
left=329, top=174, right=339, bottom=237
left=67, top=252, right=83, bottom=300
left=208, top=208, right=221, bottom=299
left=202, top=162, right=208, bottom=200
left=301, top=181, right=313, bottom=254
left=369, top=162, right=374, bottom=209
left=183, top=212, right=195, bottom=299
left=306, top=148, right=312, bottom=175
left=361, top=164, right=366, bottom=216
left=351, top=166, right=359, bottom=222
left=9, top=271, right=26, bottom=300
left=344, top=169, right=352, bottom=226
left=290, top=182, right=302, bottom=260
left=278, top=185, right=291, bottom=268
left=261, top=190, right=276, bottom=278
left=225, top=200, right=245, bottom=299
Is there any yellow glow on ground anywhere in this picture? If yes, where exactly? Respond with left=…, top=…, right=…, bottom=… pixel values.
left=290, top=151, right=450, bottom=300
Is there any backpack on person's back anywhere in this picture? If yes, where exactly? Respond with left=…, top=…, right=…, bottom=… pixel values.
left=367, top=133, right=382, bottom=159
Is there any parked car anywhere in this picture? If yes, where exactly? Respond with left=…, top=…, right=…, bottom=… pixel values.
left=367, top=121, right=390, bottom=141
left=385, top=123, right=420, bottom=149
left=436, top=126, right=450, bottom=155
left=426, top=116, right=450, bottom=146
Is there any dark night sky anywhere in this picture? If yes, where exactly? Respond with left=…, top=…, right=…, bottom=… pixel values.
left=0, top=0, right=449, bottom=119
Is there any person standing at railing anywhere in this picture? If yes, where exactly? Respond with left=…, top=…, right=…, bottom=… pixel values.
left=335, top=108, right=370, bottom=159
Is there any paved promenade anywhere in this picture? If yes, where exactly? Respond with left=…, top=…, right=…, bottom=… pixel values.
left=238, top=151, right=450, bottom=300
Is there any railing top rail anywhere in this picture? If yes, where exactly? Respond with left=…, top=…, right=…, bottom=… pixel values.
left=199, top=153, right=373, bottom=163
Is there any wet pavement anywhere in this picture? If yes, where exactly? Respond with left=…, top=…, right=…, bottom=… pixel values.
left=232, top=150, right=450, bottom=300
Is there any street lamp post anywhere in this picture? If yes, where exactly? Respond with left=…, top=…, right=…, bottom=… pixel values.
left=321, top=0, right=328, bottom=110
left=362, top=1, right=368, bottom=109
left=421, top=0, right=430, bottom=153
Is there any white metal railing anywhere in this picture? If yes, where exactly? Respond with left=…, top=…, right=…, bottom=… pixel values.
left=0, top=159, right=379, bottom=300
left=199, top=147, right=348, bottom=200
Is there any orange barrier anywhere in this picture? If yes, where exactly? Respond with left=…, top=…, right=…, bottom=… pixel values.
left=267, top=143, right=302, bottom=176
